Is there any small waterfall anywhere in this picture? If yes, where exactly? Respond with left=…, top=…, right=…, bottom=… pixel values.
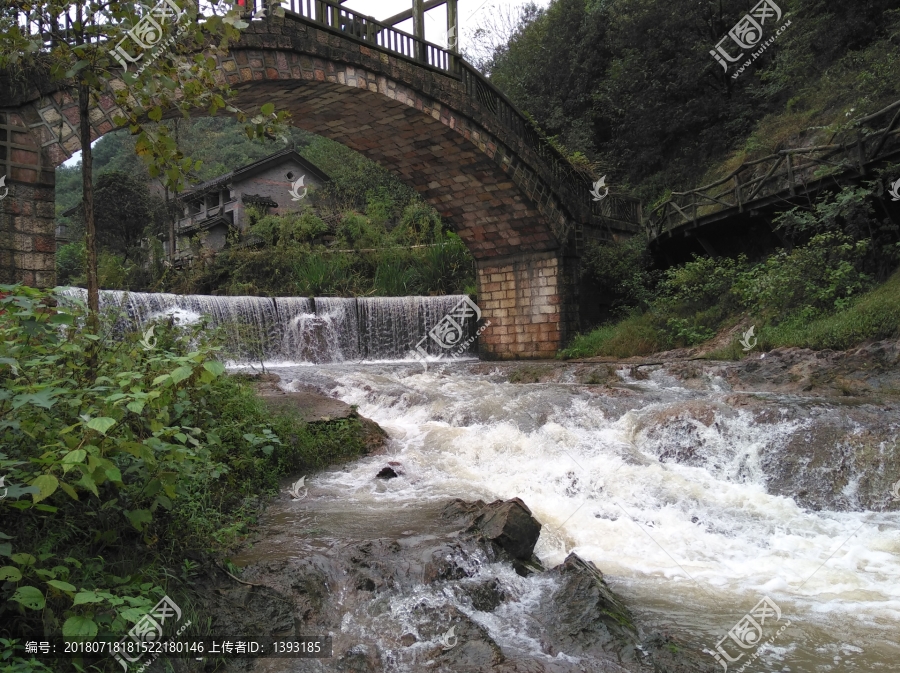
left=56, top=288, right=478, bottom=364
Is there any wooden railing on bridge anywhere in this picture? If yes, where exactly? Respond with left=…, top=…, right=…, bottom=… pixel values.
left=9, top=0, right=642, bottom=246
left=646, top=99, right=900, bottom=240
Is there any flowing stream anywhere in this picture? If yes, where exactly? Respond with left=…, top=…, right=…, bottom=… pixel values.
left=255, top=360, right=900, bottom=672
left=57, top=289, right=900, bottom=670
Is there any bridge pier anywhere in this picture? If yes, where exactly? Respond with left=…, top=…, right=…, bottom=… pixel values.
left=0, top=111, right=57, bottom=287
left=476, top=250, right=576, bottom=359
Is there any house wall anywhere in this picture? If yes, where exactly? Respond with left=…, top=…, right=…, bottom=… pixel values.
left=233, top=159, right=326, bottom=229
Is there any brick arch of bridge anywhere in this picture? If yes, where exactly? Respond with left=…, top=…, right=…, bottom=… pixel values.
left=0, top=19, right=584, bottom=359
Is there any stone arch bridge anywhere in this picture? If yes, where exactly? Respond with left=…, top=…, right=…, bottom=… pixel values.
left=0, top=0, right=641, bottom=358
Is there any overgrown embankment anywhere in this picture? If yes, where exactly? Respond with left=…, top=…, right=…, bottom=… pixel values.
left=564, top=181, right=900, bottom=359
left=0, top=286, right=375, bottom=672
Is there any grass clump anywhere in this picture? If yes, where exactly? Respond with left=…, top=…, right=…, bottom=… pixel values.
left=0, top=285, right=368, bottom=670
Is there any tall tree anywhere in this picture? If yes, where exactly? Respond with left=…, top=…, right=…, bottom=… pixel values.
left=0, top=0, right=289, bottom=317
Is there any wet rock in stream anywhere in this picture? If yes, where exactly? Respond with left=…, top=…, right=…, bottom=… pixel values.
left=217, top=498, right=715, bottom=673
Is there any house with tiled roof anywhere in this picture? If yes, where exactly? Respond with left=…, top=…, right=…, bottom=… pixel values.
left=171, top=149, right=330, bottom=260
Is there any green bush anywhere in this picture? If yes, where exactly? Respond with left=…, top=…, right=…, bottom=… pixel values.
left=294, top=253, right=352, bottom=296
left=0, top=285, right=368, bottom=668
left=580, top=236, right=656, bottom=311
left=733, top=233, right=873, bottom=323
left=55, top=241, right=84, bottom=287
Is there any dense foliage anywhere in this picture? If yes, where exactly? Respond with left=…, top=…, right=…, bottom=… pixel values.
left=567, top=182, right=900, bottom=357
left=481, top=0, right=900, bottom=201
left=0, top=285, right=368, bottom=670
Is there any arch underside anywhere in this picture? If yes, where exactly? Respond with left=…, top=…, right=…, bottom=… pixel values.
left=1, top=24, right=582, bottom=357
left=230, top=78, right=560, bottom=261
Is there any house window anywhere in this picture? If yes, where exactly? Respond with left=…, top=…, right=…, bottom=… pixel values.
left=206, top=192, right=221, bottom=210
left=189, top=199, right=202, bottom=216
left=286, top=171, right=294, bottom=180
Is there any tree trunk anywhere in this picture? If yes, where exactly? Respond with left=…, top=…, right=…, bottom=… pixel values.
left=79, top=79, right=99, bottom=318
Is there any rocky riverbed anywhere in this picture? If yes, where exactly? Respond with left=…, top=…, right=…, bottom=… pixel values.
left=183, top=343, right=900, bottom=672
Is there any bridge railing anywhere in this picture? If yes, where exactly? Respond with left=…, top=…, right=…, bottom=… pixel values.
left=646, top=98, right=900, bottom=240
left=247, top=1, right=643, bottom=242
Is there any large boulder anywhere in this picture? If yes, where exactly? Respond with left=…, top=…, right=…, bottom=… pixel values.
left=543, top=553, right=641, bottom=664
left=442, top=498, right=542, bottom=561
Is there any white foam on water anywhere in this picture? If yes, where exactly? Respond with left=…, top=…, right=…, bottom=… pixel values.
left=271, top=363, right=900, bottom=671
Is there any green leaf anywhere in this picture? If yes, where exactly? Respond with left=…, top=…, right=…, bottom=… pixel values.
left=0, top=543, right=11, bottom=557
left=126, top=509, right=153, bottom=532
left=0, top=357, right=19, bottom=376
left=77, top=473, right=99, bottom=498
left=62, top=616, right=98, bottom=638
left=153, top=374, right=171, bottom=386
left=13, top=388, right=60, bottom=410
left=203, top=361, right=226, bottom=376
left=0, top=566, right=22, bottom=581
left=105, top=467, right=123, bottom=483
left=58, top=481, right=79, bottom=501
left=260, top=103, right=275, bottom=116
left=126, top=400, right=145, bottom=414
left=87, top=417, right=116, bottom=435
left=31, top=475, right=58, bottom=504
left=169, top=366, right=193, bottom=384
left=119, top=607, right=150, bottom=623
left=73, top=590, right=103, bottom=605
left=47, top=580, right=77, bottom=592
left=61, top=449, right=87, bottom=474
left=10, top=586, right=45, bottom=610
left=11, top=553, right=36, bottom=566
left=148, top=106, right=163, bottom=122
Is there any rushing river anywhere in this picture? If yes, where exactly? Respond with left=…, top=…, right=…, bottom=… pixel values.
left=60, top=289, right=898, bottom=670
left=252, top=359, right=900, bottom=673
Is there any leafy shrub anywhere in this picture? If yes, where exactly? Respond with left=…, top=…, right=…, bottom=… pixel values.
left=580, top=236, right=656, bottom=311
left=733, top=233, right=873, bottom=323
left=0, top=285, right=368, bottom=666
left=294, top=253, right=351, bottom=296
left=56, top=241, right=84, bottom=287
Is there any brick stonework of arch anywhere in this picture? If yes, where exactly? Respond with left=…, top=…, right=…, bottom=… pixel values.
left=0, top=14, right=599, bottom=358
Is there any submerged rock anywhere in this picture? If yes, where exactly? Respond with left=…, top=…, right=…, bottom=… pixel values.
left=443, top=497, right=542, bottom=561
left=544, top=553, right=640, bottom=663
left=217, top=497, right=713, bottom=673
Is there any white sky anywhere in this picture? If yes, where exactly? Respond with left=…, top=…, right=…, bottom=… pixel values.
left=62, top=0, right=549, bottom=168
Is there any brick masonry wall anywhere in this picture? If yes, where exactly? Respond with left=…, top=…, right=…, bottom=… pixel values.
left=476, top=250, right=572, bottom=359
left=0, top=111, right=56, bottom=286
left=0, top=13, right=595, bottom=355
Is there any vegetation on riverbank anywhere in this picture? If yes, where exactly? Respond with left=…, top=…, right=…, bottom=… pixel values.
left=57, top=120, right=477, bottom=297
left=562, top=181, right=900, bottom=359
left=0, top=285, right=369, bottom=671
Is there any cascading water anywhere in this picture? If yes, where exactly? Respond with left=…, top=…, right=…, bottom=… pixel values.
left=234, top=360, right=900, bottom=673
left=55, top=289, right=477, bottom=364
